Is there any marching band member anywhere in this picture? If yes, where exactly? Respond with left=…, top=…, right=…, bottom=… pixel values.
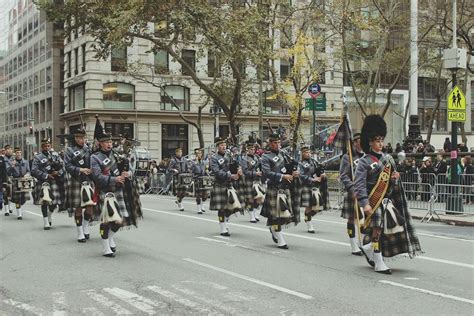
left=169, top=147, right=191, bottom=212
left=31, top=138, right=67, bottom=230
left=0, top=148, right=9, bottom=217
left=299, top=146, right=327, bottom=233
left=91, top=124, right=142, bottom=258
left=209, top=137, right=243, bottom=236
left=8, top=148, right=30, bottom=220
left=260, top=133, right=301, bottom=249
left=3, top=145, right=14, bottom=216
left=191, top=148, right=209, bottom=214
left=240, top=141, right=263, bottom=223
left=354, top=115, right=421, bottom=274
left=64, top=128, right=95, bottom=243
left=339, top=132, right=364, bottom=256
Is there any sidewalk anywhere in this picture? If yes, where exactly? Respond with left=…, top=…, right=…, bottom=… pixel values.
left=410, top=208, right=474, bottom=226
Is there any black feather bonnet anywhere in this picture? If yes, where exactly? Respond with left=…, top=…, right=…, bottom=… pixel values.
left=361, top=115, right=387, bottom=153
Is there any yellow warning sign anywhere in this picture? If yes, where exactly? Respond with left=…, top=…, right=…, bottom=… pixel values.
left=448, top=111, right=466, bottom=122
left=447, top=86, right=466, bottom=110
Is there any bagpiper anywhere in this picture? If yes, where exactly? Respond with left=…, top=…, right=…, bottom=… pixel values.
left=299, top=146, right=327, bottom=233
left=3, top=145, right=14, bottom=216
left=64, top=128, right=95, bottom=243
left=260, top=133, right=301, bottom=249
left=31, top=138, right=67, bottom=230
left=240, top=141, right=264, bottom=223
left=191, top=148, right=209, bottom=214
left=7, top=147, right=31, bottom=220
left=169, top=147, right=192, bottom=212
left=0, top=148, right=9, bottom=217
left=354, top=115, right=422, bottom=274
left=90, top=121, right=142, bottom=258
left=209, top=137, right=244, bottom=236
left=339, top=132, right=364, bottom=256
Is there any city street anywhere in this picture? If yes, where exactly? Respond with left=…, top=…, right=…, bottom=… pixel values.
left=0, top=195, right=473, bottom=315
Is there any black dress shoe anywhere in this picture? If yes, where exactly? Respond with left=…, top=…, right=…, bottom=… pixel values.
left=4, top=213, right=9, bottom=216
left=375, top=269, right=392, bottom=275
left=269, top=228, right=278, bottom=244
left=308, top=230, right=315, bottom=234
left=111, top=247, right=117, bottom=253
left=277, top=244, right=289, bottom=249
left=250, top=220, right=257, bottom=223
left=255, top=218, right=260, bottom=222
left=17, top=217, right=22, bottom=220
left=78, top=239, right=86, bottom=243
left=103, top=253, right=115, bottom=258
left=84, top=234, right=90, bottom=240
left=44, top=226, right=51, bottom=230
left=180, top=208, right=184, bottom=212
left=220, top=232, right=230, bottom=237
left=352, top=251, right=363, bottom=256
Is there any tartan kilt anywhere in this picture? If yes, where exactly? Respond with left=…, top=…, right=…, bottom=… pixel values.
left=173, top=175, right=191, bottom=198
left=300, top=185, right=315, bottom=208
left=209, top=182, right=243, bottom=214
left=33, top=178, right=66, bottom=207
left=241, top=177, right=263, bottom=206
left=194, top=179, right=209, bottom=200
left=261, top=185, right=300, bottom=226
left=341, top=192, right=356, bottom=219
left=98, top=189, right=127, bottom=224
left=67, top=177, right=83, bottom=208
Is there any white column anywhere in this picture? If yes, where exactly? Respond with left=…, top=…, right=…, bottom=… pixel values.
left=409, top=0, right=418, bottom=117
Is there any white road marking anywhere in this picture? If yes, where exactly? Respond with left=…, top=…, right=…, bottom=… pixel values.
left=417, top=232, right=474, bottom=243
left=180, top=280, right=228, bottom=290
left=197, top=236, right=281, bottom=255
left=183, top=258, right=313, bottom=300
left=52, top=292, right=67, bottom=316
left=82, top=307, right=105, bottom=315
left=172, top=284, right=239, bottom=314
left=103, top=287, right=164, bottom=315
left=379, top=280, right=474, bottom=305
left=144, top=207, right=474, bottom=269
left=403, top=277, right=419, bottom=280
left=82, top=289, right=132, bottom=315
left=2, top=299, right=45, bottom=315
left=146, top=285, right=213, bottom=314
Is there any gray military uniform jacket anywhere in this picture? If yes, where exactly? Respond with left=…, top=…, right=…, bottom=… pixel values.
left=8, top=158, right=30, bottom=178
left=90, top=150, right=121, bottom=193
left=240, top=154, right=260, bottom=181
left=339, top=151, right=364, bottom=195
left=299, top=158, right=324, bottom=186
left=261, top=150, right=289, bottom=187
left=192, top=159, right=208, bottom=177
left=169, top=156, right=190, bottom=174
left=210, top=152, right=232, bottom=184
left=31, top=151, right=65, bottom=183
left=64, top=144, right=92, bottom=179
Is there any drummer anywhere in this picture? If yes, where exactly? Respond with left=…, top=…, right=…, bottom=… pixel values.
left=169, top=147, right=192, bottom=212
left=8, top=147, right=31, bottom=220
left=191, top=148, right=209, bottom=214
left=3, top=145, right=14, bottom=216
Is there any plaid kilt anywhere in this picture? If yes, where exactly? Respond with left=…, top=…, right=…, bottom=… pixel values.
left=364, top=181, right=422, bottom=258
left=33, top=177, right=67, bottom=207
left=173, top=175, right=191, bottom=199
left=67, top=177, right=86, bottom=208
left=194, top=179, right=209, bottom=201
left=341, top=191, right=356, bottom=219
left=209, top=181, right=243, bottom=214
left=261, top=185, right=301, bottom=227
left=241, top=177, right=263, bottom=207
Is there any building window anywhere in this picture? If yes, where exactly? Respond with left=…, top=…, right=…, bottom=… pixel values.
left=154, top=50, right=169, bottom=74
left=208, top=51, right=220, bottom=78
left=418, top=106, right=447, bottom=132
left=264, top=90, right=288, bottom=115
left=181, top=49, right=195, bottom=76
left=111, top=46, right=127, bottom=72
left=67, top=52, right=71, bottom=78
left=74, top=48, right=78, bottom=75
left=81, top=44, right=86, bottom=72
left=162, top=124, right=188, bottom=159
left=160, top=85, right=190, bottom=111
left=102, top=83, right=134, bottom=109
left=280, top=59, right=290, bottom=79
left=69, top=83, right=85, bottom=111
left=104, top=122, right=134, bottom=139
left=233, top=59, right=246, bottom=79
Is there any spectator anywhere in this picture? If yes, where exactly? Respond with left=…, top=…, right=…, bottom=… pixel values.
left=396, top=151, right=406, bottom=173
left=419, top=157, right=436, bottom=202
left=443, top=137, right=451, bottom=152
left=458, top=142, right=469, bottom=153
left=462, top=156, right=474, bottom=203
left=386, top=143, right=393, bottom=153
left=395, top=143, right=402, bottom=153
left=405, top=158, right=419, bottom=200
left=435, top=152, right=448, bottom=201
left=416, top=142, right=425, bottom=154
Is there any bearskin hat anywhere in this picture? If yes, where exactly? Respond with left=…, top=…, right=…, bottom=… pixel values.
left=361, top=115, right=386, bottom=153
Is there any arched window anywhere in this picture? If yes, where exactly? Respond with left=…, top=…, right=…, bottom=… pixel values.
left=102, top=83, right=134, bottom=109
left=160, top=85, right=190, bottom=111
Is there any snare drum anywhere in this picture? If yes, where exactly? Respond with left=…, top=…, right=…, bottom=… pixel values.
left=13, top=176, right=35, bottom=192
left=178, top=173, right=194, bottom=186
left=199, top=175, right=214, bottom=188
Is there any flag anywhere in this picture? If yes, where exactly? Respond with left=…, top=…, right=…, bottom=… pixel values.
left=331, top=112, right=353, bottom=154
left=93, top=115, right=103, bottom=141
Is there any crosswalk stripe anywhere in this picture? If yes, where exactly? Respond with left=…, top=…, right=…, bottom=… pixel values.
left=3, top=299, right=45, bottom=315
left=82, top=289, right=132, bottom=315
left=172, top=284, right=239, bottom=315
left=52, top=292, right=67, bottom=316
left=103, top=287, right=164, bottom=315
left=147, top=285, right=214, bottom=314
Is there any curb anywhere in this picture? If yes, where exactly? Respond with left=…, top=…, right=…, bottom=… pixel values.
left=412, top=215, right=474, bottom=227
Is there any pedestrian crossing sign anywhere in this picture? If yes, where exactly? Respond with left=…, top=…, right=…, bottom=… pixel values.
left=447, top=86, right=466, bottom=110
left=447, top=86, right=466, bottom=122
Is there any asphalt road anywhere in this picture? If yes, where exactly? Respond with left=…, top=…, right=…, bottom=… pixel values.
left=1, top=195, right=473, bottom=315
